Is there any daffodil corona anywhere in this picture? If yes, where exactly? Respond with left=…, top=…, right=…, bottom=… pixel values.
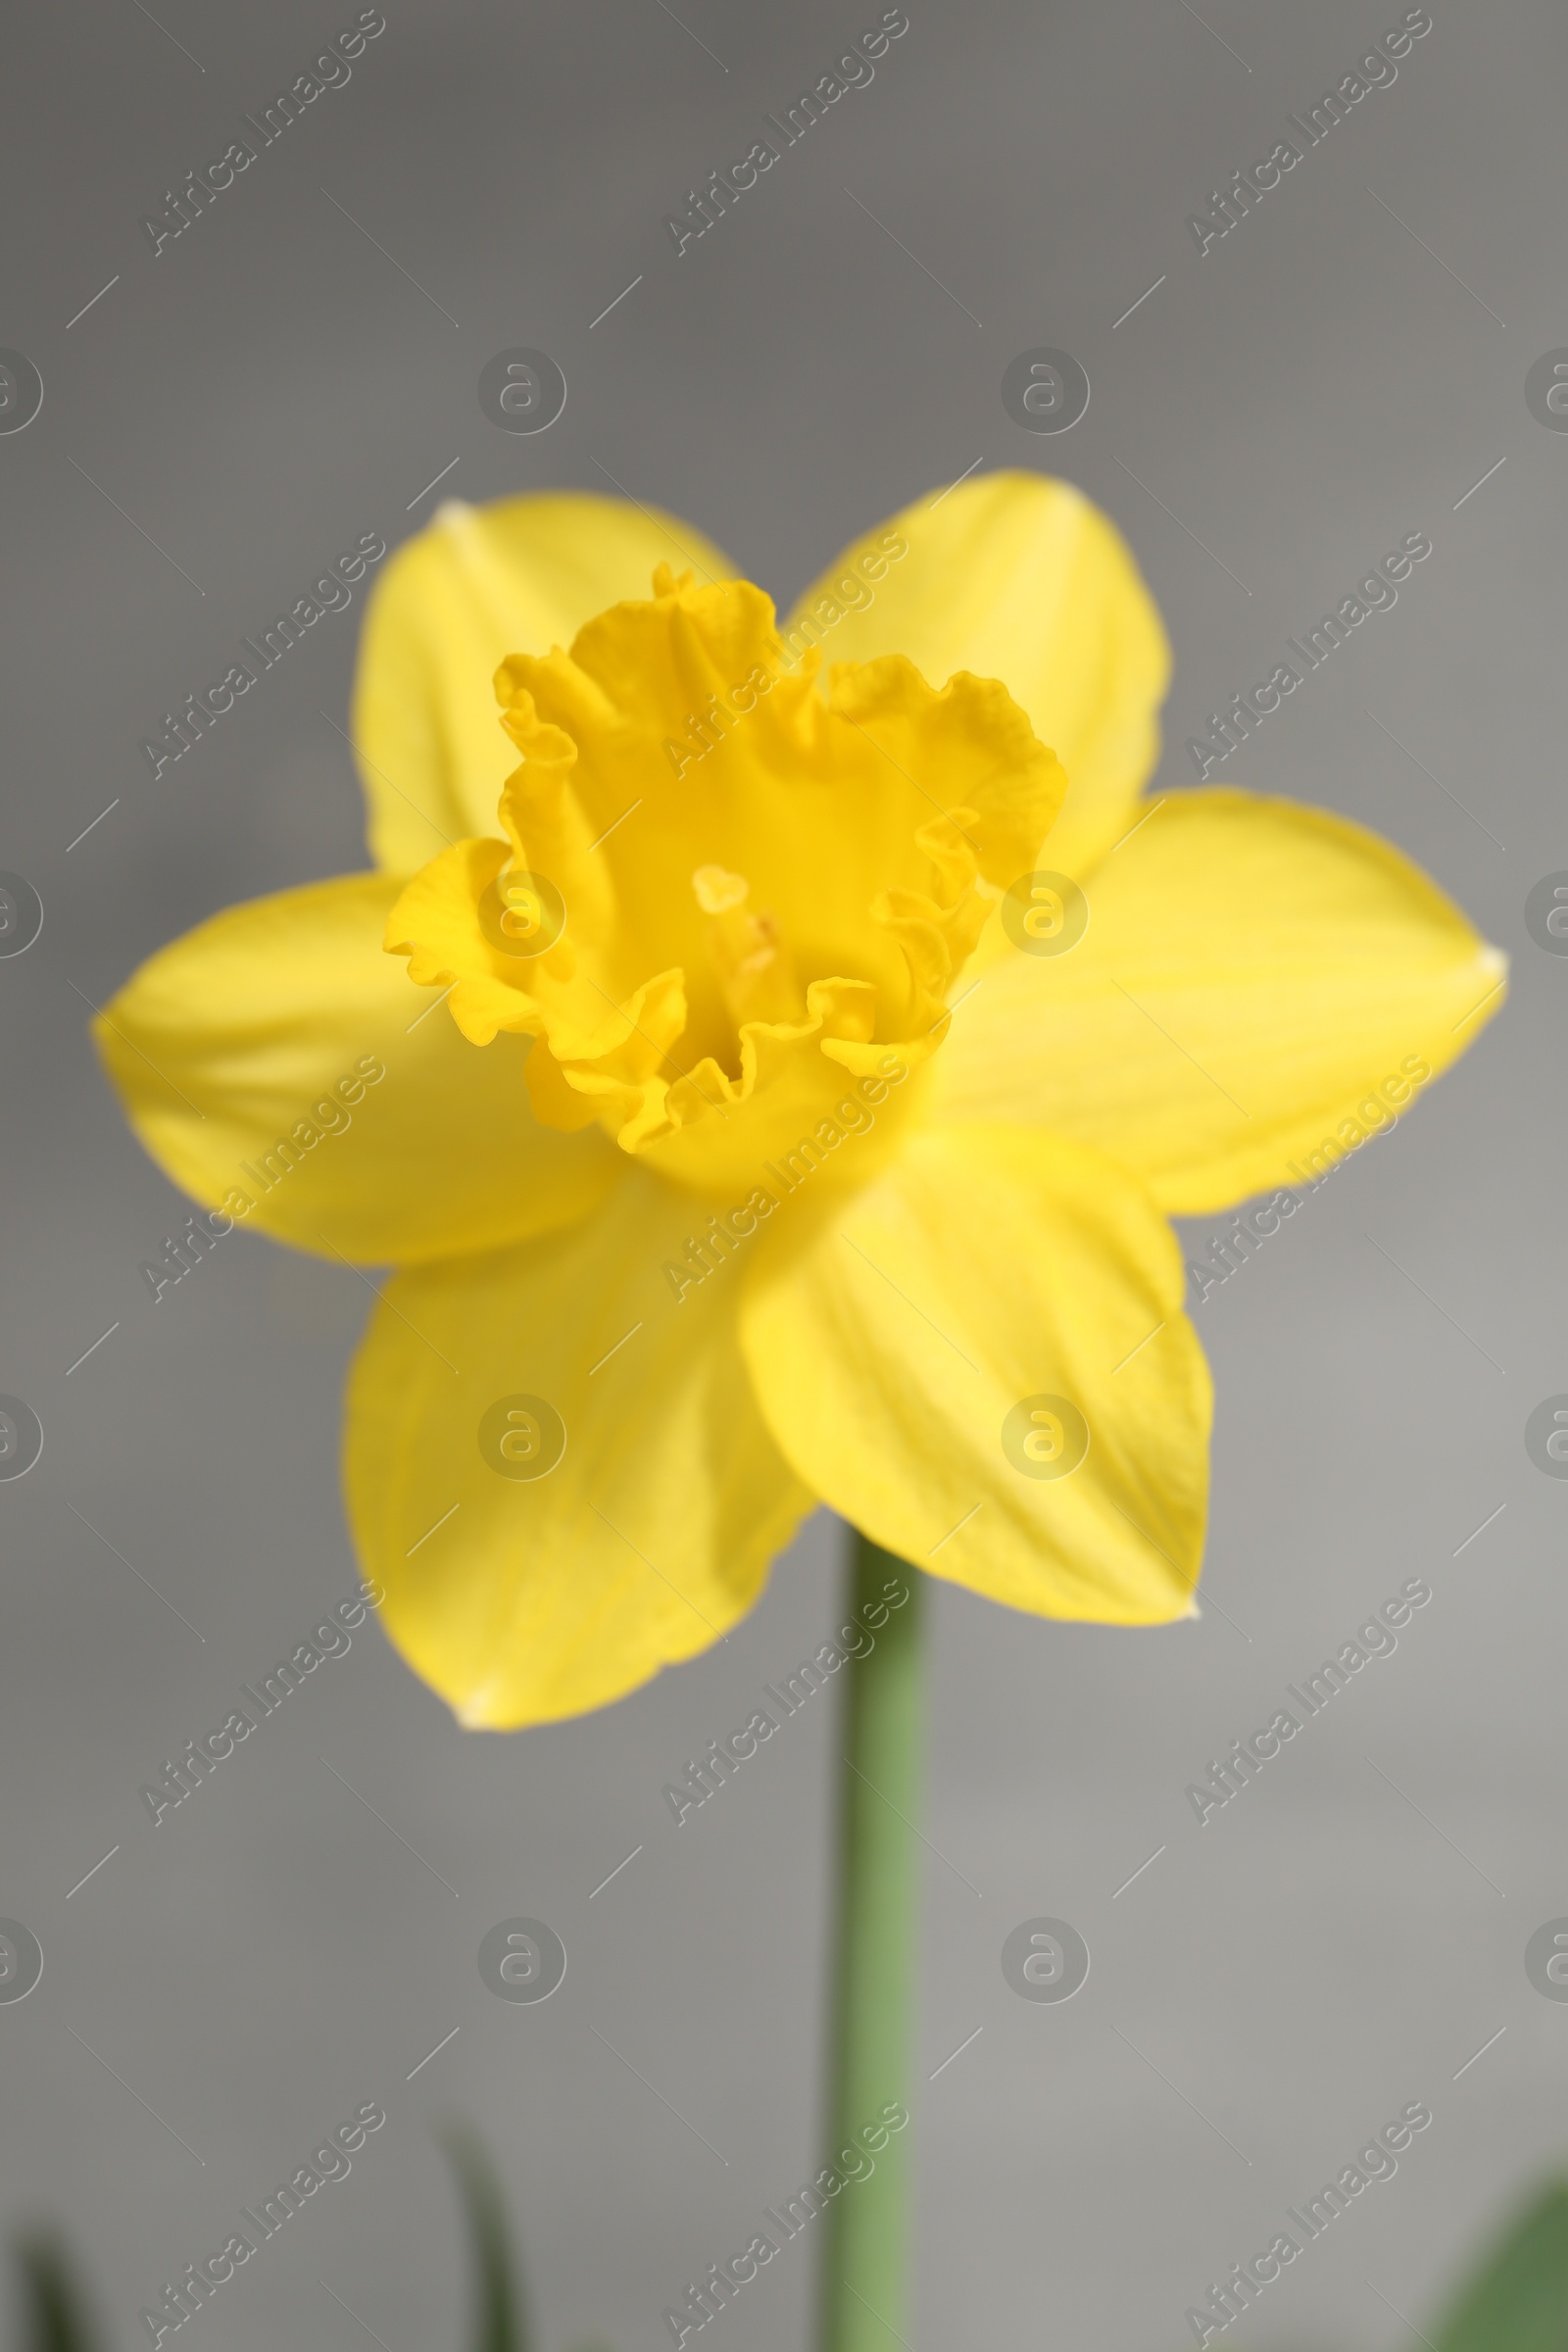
left=97, top=475, right=1504, bottom=1729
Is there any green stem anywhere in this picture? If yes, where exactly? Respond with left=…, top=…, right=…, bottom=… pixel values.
left=818, top=1530, right=924, bottom=2352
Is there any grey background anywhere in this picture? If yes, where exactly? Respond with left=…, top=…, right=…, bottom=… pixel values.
left=0, top=0, right=1560, bottom=2346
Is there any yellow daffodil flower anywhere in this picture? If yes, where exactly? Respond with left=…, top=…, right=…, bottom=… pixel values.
left=96, top=475, right=1504, bottom=1728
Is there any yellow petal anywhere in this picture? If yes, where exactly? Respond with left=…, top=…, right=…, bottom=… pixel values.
left=740, top=1125, right=1209, bottom=1624
left=930, top=789, right=1507, bottom=1214
left=382, top=568, right=1063, bottom=1196
left=352, top=494, right=738, bottom=871
left=343, top=1170, right=815, bottom=1727
left=784, top=470, right=1170, bottom=882
left=94, top=872, right=618, bottom=1263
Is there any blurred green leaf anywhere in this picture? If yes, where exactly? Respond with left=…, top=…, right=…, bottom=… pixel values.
left=1432, top=2181, right=1568, bottom=2352
left=443, top=2128, right=528, bottom=2352
left=11, top=2237, right=100, bottom=2352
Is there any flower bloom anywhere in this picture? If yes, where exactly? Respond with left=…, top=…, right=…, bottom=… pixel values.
left=96, top=476, right=1504, bottom=1727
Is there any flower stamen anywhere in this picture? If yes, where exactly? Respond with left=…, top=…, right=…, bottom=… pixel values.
left=691, top=864, right=806, bottom=1031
